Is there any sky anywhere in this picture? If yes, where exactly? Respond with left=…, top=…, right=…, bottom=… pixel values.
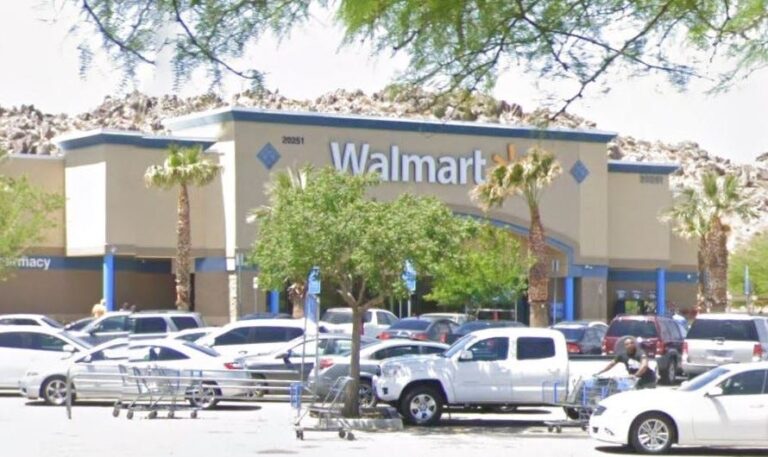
left=1, top=2, right=767, bottom=164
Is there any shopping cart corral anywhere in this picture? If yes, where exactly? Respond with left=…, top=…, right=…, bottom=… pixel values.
left=113, top=366, right=204, bottom=419
left=544, top=376, right=636, bottom=433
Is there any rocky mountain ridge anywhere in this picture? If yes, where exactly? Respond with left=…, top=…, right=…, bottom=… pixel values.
left=1, top=88, right=766, bottom=246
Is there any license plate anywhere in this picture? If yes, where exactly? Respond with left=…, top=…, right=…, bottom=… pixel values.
left=708, top=350, right=731, bottom=358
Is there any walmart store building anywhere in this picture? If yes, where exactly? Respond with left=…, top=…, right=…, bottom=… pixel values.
left=0, top=108, right=698, bottom=324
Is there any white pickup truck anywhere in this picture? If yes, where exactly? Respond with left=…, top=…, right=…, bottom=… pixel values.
left=374, top=327, right=633, bottom=425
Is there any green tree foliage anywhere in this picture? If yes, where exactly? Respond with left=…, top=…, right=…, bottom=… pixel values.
left=249, top=166, right=468, bottom=416
left=145, top=145, right=222, bottom=310
left=72, top=1, right=768, bottom=114
left=427, top=222, right=530, bottom=310
left=729, top=234, right=768, bottom=298
left=0, top=152, right=64, bottom=280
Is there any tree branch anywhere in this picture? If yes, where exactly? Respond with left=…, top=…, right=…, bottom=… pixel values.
left=81, top=0, right=155, bottom=65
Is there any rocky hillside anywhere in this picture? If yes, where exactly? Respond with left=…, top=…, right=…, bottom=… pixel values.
left=1, top=87, right=766, bottom=246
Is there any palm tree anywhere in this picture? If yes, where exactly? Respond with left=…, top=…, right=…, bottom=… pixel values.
left=145, top=145, right=222, bottom=310
left=471, top=145, right=562, bottom=327
left=665, top=173, right=755, bottom=311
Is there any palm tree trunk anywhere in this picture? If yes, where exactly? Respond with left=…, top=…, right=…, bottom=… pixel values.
left=288, top=282, right=305, bottom=318
left=175, top=183, right=192, bottom=310
left=708, top=218, right=729, bottom=312
left=528, top=205, right=549, bottom=327
left=342, top=305, right=362, bottom=418
left=696, top=237, right=708, bottom=311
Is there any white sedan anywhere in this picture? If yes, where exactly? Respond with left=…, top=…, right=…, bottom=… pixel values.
left=589, top=362, right=768, bottom=454
left=19, top=339, right=255, bottom=409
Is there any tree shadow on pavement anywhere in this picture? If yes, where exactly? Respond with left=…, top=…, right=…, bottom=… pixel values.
left=596, top=446, right=768, bottom=456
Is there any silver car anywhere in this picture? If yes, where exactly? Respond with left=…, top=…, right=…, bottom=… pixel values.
left=308, top=339, right=448, bottom=406
left=682, top=313, right=768, bottom=376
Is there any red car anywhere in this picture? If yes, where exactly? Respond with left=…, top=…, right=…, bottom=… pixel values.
left=602, top=314, right=685, bottom=384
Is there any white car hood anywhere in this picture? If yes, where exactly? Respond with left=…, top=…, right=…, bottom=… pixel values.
left=599, top=387, right=692, bottom=410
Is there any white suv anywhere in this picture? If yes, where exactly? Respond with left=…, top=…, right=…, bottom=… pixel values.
left=70, top=311, right=205, bottom=345
left=683, top=313, right=768, bottom=376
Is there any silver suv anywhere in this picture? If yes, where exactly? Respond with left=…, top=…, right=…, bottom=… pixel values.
left=71, top=310, right=205, bottom=345
left=682, top=313, right=768, bottom=376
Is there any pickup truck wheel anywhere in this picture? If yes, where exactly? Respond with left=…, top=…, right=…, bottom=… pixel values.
left=400, top=386, right=443, bottom=426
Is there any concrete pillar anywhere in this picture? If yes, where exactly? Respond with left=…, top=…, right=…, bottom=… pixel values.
left=565, top=276, right=575, bottom=321
left=656, top=268, right=667, bottom=315
left=102, top=252, right=115, bottom=312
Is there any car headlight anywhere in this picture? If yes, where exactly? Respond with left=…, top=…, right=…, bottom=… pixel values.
left=382, top=363, right=404, bottom=378
left=593, top=405, right=607, bottom=416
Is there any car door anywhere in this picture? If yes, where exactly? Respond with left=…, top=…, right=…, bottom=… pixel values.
left=75, top=343, right=128, bottom=398
left=212, top=327, right=252, bottom=358
left=1, top=332, right=75, bottom=387
left=452, top=336, right=512, bottom=403
left=0, top=332, right=28, bottom=387
left=692, top=369, right=768, bottom=443
left=511, top=336, right=567, bottom=404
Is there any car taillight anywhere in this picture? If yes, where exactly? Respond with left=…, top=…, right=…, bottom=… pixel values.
left=411, top=332, right=429, bottom=341
left=319, top=358, right=334, bottom=370
left=656, top=339, right=665, bottom=355
left=566, top=342, right=581, bottom=354
left=224, top=362, right=242, bottom=370
left=753, top=344, right=764, bottom=361
left=682, top=342, right=688, bottom=362
left=439, top=334, right=447, bottom=344
left=378, top=332, right=391, bottom=340
left=601, top=339, right=609, bottom=354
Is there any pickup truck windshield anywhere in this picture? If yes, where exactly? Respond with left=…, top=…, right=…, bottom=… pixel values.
left=443, top=334, right=477, bottom=358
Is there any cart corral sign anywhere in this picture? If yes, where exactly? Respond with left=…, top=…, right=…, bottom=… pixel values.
left=330, top=142, right=487, bottom=185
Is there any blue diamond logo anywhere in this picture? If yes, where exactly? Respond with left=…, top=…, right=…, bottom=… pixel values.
left=570, top=160, right=589, bottom=184
left=257, top=143, right=281, bottom=170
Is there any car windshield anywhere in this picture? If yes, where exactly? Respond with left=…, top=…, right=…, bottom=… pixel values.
left=443, top=334, right=477, bottom=358
left=183, top=342, right=220, bottom=357
left=42, top=317, right=64, bottom=328
left=679, top=367, right=730, bottom=392
left=686, top=319, right=759, bottom=341
left=321, top=311, right=353, bottom=324
left=554, top=327, right=585, bottom=341
left=389, top=320, right=430, bottom=330
left=606, top=320, right=657, bottom=338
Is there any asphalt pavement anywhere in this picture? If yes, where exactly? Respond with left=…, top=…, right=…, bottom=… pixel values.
left=0, top=394, right=765, bottom=457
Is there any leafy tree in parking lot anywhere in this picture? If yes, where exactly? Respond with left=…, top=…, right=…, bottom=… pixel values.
left=729, top=233, right=768, bottom=299
left=145, top=145, right=222, bottom=311
left=0, top=150, right=64, bottom=280
left=427, top=222, right=530, bottom=311
left=249, top=166, right=469, bottom=417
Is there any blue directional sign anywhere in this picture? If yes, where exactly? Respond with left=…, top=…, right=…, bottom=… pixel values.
left=307, top=266, right=321, bottom=295
left=402, top=260, right=417, bottom=293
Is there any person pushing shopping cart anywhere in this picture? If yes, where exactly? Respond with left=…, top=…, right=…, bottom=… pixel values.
left=595, top=336, right=657, bottom=389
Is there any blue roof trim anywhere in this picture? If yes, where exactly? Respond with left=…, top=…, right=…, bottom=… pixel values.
left=608, top=269, right=698, bottom=283
left=56, top=132, right=216, bottom=152
left=608, top=161, right=679, bottom=175
left=166, top=108, right=617, bottom=143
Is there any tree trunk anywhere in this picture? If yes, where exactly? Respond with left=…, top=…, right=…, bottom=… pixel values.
left=696, top=237, right=708, bottom=312
left=175, top=183, right=192, bottom=310
left=288, top=283, right=305, bottom=318
left=342, top=305, right=362, bottom=418
left=528, top=205, right=549, bottom=327
left=708, top=218, right=729, bottom=312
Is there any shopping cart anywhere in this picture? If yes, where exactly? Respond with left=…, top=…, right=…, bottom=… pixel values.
left=293, top=376, right=355, bottom=441
left=544, top=376, right=635, bottom=433
left=113, top=365, right=202, bottom=420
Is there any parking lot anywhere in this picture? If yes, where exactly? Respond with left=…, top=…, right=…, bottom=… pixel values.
left=0, top=395, right=765, bottom=457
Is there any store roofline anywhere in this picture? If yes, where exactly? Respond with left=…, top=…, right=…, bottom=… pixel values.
left=163, top=107, right=618, bottom=143
left=53, top=129, right=217, bottom=152
left=607, top=160, right=679, bottom=175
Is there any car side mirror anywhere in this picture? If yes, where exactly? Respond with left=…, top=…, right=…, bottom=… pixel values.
left=62, top=344, right=77, bottom=353
left=706, top=386, right=724, bottom=397
left=80, top=354, right=92, bottom=363
left=459, top=350, right=474, bottom=362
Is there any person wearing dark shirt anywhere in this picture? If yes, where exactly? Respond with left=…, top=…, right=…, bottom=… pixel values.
left=595, top=336, right=657, bottom=389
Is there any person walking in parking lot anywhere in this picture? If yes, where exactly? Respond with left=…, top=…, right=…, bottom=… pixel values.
left=595, top=337, right=657, bottom=389
left=91, top=299, right=107, bottom=318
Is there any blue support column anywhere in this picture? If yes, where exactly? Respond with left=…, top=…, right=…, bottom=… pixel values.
left=656, top=268, right=667, bottom=316
left=267, top=290, right=280, bottom=314
left=102, top=252, right=116, bottom=312
left=565, top=276, right=575, bottom=321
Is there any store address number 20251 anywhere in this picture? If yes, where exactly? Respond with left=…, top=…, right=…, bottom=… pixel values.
left=282, top=136, right=304, bottom=145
